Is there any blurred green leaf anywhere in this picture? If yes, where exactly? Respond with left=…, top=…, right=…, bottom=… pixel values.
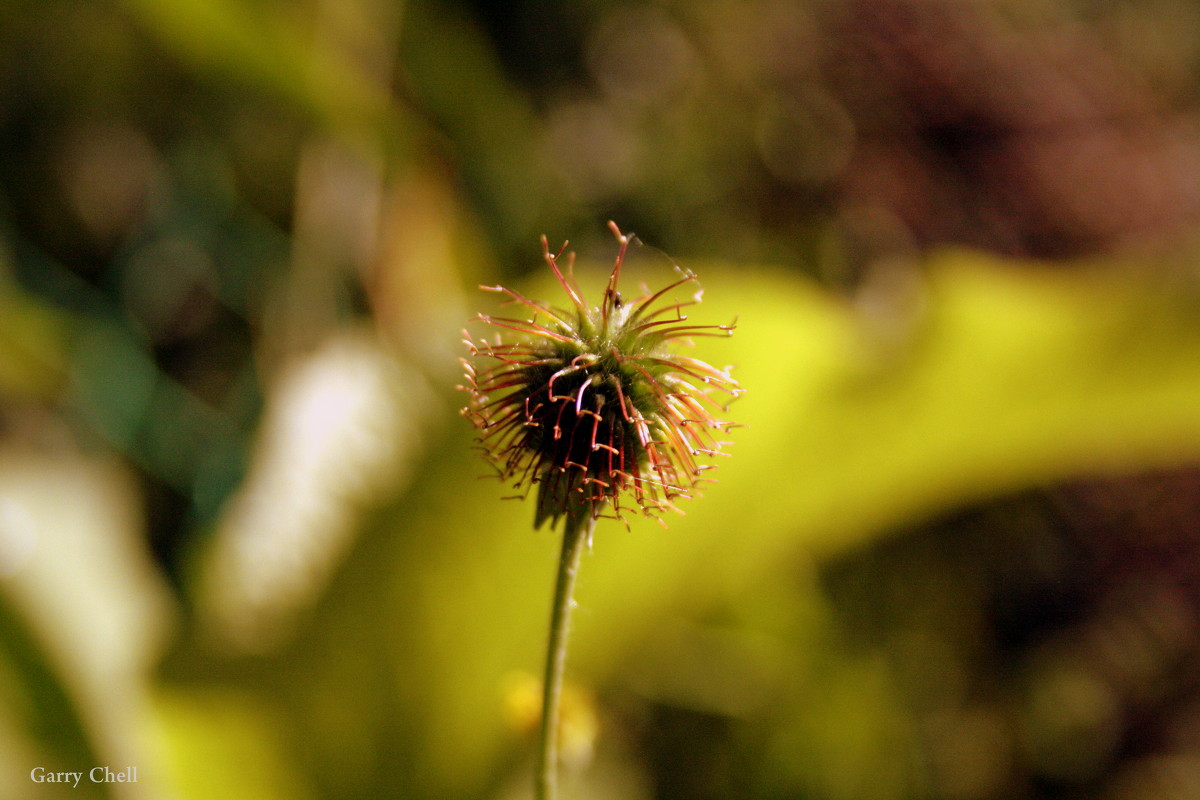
left=229, top=249, right=1200, bottom=798
left=150, top=687, right=313, bottom=800
left=577, top=252, right=1200, bottom=668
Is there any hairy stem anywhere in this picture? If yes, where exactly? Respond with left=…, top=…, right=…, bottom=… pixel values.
left=535, top=508, right=594, bottom=800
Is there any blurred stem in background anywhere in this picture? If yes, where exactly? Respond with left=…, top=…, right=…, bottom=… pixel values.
left=262, top=0, right=399, bottom=367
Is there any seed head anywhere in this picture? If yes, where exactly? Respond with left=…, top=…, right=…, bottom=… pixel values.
left=460, top=222, right=741, bottom=530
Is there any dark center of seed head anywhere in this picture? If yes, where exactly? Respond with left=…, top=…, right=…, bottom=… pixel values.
left=529, top=368, right=627, bottom=475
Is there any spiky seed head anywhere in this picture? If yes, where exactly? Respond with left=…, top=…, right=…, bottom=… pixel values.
left=460, top=222, right=741, bottom=530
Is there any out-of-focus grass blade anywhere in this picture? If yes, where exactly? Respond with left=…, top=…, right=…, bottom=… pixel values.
left=0, top=596, right=106, bottom=800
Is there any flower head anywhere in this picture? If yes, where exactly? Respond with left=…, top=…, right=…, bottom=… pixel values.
left=460, top=222, right=741, bottom=530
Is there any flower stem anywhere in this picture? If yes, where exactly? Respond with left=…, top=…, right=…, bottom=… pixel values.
left=535, top=508, right=594, bottom=800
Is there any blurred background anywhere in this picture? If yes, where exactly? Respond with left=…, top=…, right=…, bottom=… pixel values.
left=4, top=0, right=1200, bottom=798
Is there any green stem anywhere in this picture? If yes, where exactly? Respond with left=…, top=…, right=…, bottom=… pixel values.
left=535, top=509, right=594, bottom=800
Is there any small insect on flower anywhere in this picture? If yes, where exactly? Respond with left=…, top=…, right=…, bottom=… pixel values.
left=460, top=221, right=742, bottom=530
